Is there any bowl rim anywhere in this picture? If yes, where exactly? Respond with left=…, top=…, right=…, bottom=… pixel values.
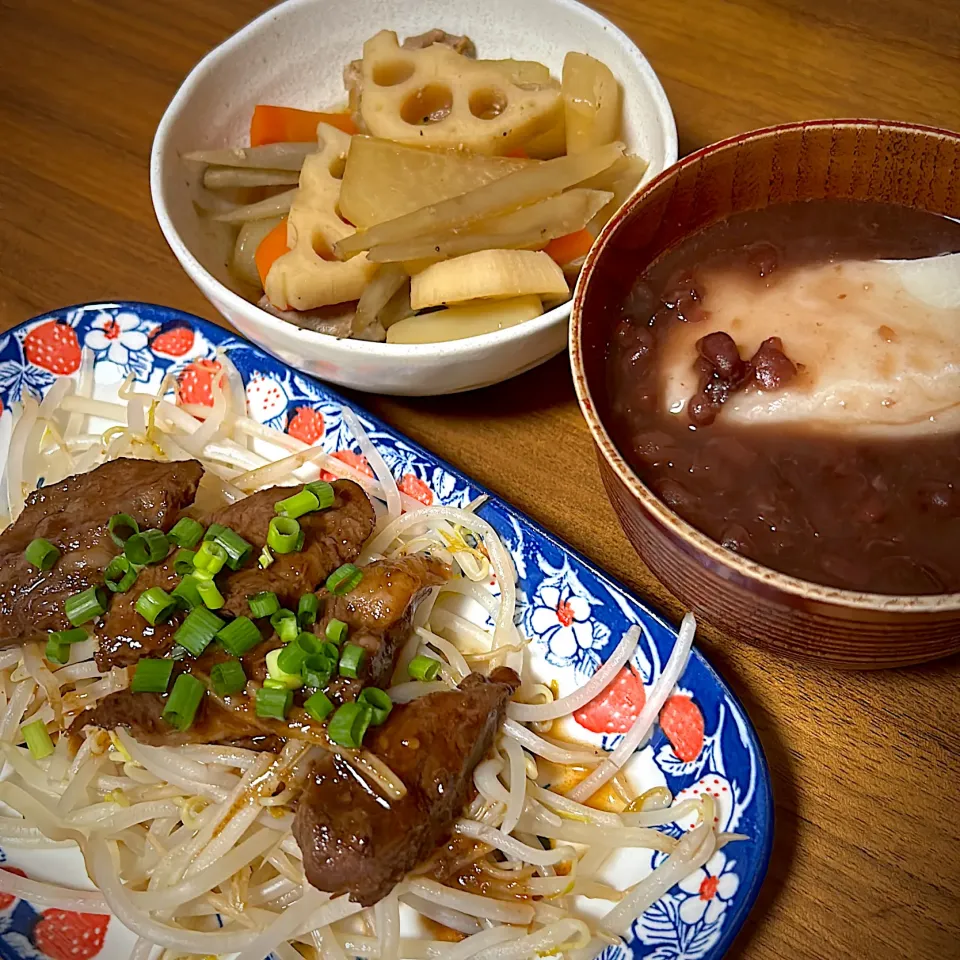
left=571, top=117, right=960, bottom=614
left=149, top=0, right=678, bottom=361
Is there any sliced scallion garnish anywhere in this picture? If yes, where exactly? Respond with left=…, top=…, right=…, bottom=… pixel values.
left=131, top=658, right=175, bottom=694
left=216, top=616, right=261, bottom=657
left=65, top=586, right=107, bottom=625
left=163, top=674, right=205, bottom=731
left=25, top=538, right=59, bottom=571
left=326, top=563, right=362, bottom=596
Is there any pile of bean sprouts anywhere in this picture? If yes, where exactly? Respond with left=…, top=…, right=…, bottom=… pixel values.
left=0, top=350, right=742, bottom=959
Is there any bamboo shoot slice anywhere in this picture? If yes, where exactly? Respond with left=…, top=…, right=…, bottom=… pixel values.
left=338, top=136, right=533, bottom=228
left=335, top=141, right=624, bottom=258
left=562, top=52, right=622, bottom=154
left=387, top=296, right=543, bottom=344
left=367, top=189, right=613, bottom=263
left=410, top=250, right=568, bottom=309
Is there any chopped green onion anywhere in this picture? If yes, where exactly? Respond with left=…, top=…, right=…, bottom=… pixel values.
left=44, top=627, right=87, bottom=666
left=136, top=587, right=177, bottom=626
left=168, top=517, right=204, bottom=549
left=45, top=637, right=69, bottom=665
left=408, top=654, right=442, bottom=681
left=297, top=594, right=319, bottom=627
left=172, top=549, right=196, bottom=576
left=207, top=526, right=253, bottom=571
left=108, top=513, right=140, bottom=548
left=302, top=654, right=335, bottom=690
left=174, top=606, right=225, bottom=656
left=255, top=685, right=292, bottom=720
left=258, top=545, right=274, bottom=569
left=265, top=648, right=303, bottom=689
left=197, top=578, right=225, bottom=610
left=327, top=702, right=373, bottom=748
left=25, top=538, right=59, bottom=571
left=203, top=523, right=226, bottom=541
left=216, top=616, right=261, bottom=656
left=193, top=541, right=227, bottom=579
left=65, top=586, right=107, bottom=626
left=325, top=618, right=348, bottom=645
left=276, top=634, right=314, bottom=675
left=297, top=632, right=322, bottom=656
left=104, top=555, right=138, bottom=593
left=163, top=674, right=205, bottom=731
left=305, top=481, right=335, bottom=509
left=326, top=563, right=362, bottom=596
left=358, top=687, right=393, bottom=725
left=338, top=642, right=365, bottom=679
left=21, top=719, right=54, bottom=759
left=249, top=591, right=281, bottom=619
left=274, top=488, right=320, bottom=519
left=270, top=609, right=299, bottom=643
left=125, top=529, right=170, bottom=565
left=295, top=529, right=306, bottom=552
left=304, top=690, right=334, bottom=722
left=49, top=627, right=88, bottom=646
left=267, top=517, right=301, bottom=554
left=172, top=574, right=203, bottom=611
left=318, top=640, right=340, bottom=662
left=131, top=658, right=175, bottom=694
left=210, top=659, right=247, bottom=697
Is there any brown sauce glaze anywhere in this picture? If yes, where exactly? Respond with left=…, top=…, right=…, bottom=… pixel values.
left=604, top=200, right=960, bottom=595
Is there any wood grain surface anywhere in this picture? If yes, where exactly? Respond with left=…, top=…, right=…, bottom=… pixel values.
left=1, top=1, right=958, bottom=957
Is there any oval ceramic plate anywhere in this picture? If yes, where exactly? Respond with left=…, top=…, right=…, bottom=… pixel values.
left=0, top=304, right=772, bottom=960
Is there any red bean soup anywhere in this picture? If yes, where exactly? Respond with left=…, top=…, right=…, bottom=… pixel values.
left=603, top=200, right=960, bottom=595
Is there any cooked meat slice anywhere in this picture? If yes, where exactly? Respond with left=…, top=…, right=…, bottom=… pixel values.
left=401, top=30, right=477, bottom=57
left=95, top=479, right=375, bottom=669
left=293, top=667, right=520, bottom=906
left=211, top=479, right=375, bottom=618
left=77, top=640, right=285, bottom=749
left=317, top=553, right=451, bottom=703
left=0, top=458, right=203, bottom=647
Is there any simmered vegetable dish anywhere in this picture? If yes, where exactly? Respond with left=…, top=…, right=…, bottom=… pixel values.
left=186, top=29, right=647, bottom=343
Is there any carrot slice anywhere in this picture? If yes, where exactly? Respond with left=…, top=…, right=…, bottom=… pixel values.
left=250, top=105, right=358, bottom=146
left=544, top=228, right=594, bottom=265
left=255, top=218, right=290, bottom=287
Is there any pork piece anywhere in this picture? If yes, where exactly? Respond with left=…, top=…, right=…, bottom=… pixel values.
left=401, top=30, right=477, bottom=56
left=96, top=479, right=375, bottom=669
left=294, top=667, right=520, bottom=906
left=317, top=553, right=451, bottom=703
left=76, top=640, right=286, bottom=750
left=0, top=458, right=203, bottom=647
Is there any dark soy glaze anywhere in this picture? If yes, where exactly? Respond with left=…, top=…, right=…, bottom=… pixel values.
left=604, top=200, right=960, bottom=595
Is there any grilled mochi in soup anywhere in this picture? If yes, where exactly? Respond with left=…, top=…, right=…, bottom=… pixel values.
left=79, top=552, right=450, bottom=748
left=0, top=458, right=203, bottom=647
left=96, top=478, right=375, bottom=669
left=294, top=667, right=520, bottom=906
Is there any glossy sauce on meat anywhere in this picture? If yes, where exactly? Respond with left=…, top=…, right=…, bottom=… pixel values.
left=293, top=668, right=520, bottom=906
left=0, top=458, right=203, bottom=645
left=604, top=201, right=960, bottom=594
left=96, top=478, right=375, bottom=669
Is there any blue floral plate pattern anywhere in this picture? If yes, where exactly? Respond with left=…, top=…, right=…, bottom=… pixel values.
left=0, top=304, right=773, bottom=960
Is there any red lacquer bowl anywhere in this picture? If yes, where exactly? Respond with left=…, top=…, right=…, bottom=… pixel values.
left=571, top=119, right=960, bottom=669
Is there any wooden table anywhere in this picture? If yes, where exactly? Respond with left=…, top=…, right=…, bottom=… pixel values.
left=1, top=1, right=958, bottom=957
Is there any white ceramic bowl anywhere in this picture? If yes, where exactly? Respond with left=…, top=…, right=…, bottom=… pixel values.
left=150, top=0, right=677, bottom=395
